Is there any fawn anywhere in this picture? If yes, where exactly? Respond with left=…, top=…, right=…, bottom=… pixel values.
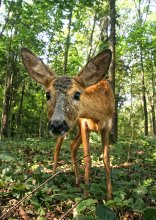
left=21, top=48, right=115, bottom=200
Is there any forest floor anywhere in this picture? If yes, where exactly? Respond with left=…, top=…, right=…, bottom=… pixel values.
left=0, top=134, right=156, bottom=220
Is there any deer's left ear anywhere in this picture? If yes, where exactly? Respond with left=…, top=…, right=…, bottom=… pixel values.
left=76, top=49, right=112, bottom=87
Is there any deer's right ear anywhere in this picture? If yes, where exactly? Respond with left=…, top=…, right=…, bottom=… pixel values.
left=21, top=48, right=55, bottom=86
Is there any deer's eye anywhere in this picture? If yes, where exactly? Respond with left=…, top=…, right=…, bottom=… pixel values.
left=73, top=91, right=81, bottom=101
left=46, top=92, right=51, bottom=101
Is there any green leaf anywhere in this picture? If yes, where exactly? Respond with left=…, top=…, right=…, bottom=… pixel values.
left=51, top=193, right=67, bottom=201
left=132, top=198, right=145, bottom=210
left=37, top=217, right=46, bottom=220
left=37, top=207, right=45, bottom=216
left=76, top=199, right=96, bottom=213
left=132, top=186, right=148, bottom=198
left=95, top=205, right=116, bottom=220
left=144, top=207, right=156, bottom=220
left=0, top=152, right=17, bottom=162
left=150, top=187, right=156, bottom=199
left=73, top=215, right=95, bottom=220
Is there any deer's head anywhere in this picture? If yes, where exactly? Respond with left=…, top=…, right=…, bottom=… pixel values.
left=21, top=48, right=111, bottom=137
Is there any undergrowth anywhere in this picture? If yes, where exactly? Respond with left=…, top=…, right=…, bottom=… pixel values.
left=0, top=135, right=156, bottom=219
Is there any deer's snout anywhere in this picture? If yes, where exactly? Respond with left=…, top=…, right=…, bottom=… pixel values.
left=49, top=120, right=69, bottom=136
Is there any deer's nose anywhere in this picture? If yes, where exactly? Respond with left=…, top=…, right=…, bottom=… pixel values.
left=49, top=120, right=69, bottom=136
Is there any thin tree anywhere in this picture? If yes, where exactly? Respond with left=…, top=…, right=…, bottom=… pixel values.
left=109, top=0, right=117, bottom=142
left=63, top=6, right=73, bottom=75
left=134, top=0, right=150, bottom=136
left=87, top=14, right=97, bottom=61
left=150, top=53, right=156, bottom=136
left=0, top=32, right=14, bottom=139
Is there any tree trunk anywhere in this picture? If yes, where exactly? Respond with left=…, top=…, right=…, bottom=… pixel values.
left=100, top=16, right=109, bottom=46
left=134, top=0, right=149, bottom=136
left=151, top=64, right=156, bottom=136
left=10, top=82, right=17, bottom=137
left=0, top=34, right=14, bottom=139
left=63, top=7, right=73, bottom=75
left=0, top=0, right=23, bottom=139
left=0, top=73, right=13, bottom=139
left=151, top=103, right=156, bottom=136
left=87, top=14, right=96, bottom=61
left=130, top=66, right=134, bottom=139
left=16, top=82, right=25, bottom=131
left=141, top=72, right=148, bottom=136
left=140, top=44, right=148, bottom=136
left=109, top=0, right=117, bottom=142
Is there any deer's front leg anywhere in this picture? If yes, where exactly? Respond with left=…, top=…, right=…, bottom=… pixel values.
left=101, top=128, right=112, bottom=200
left=70, top=130, right=82, bottom=185
left=80, top=122, right=91, bottom=198
left=53, top=137, right=64, bottom=174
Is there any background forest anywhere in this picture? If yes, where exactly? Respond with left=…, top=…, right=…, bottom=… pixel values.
left=0, top=0, right=156, bottom=220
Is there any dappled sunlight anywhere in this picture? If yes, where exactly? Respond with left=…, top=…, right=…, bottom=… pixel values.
left=0, top=136, right=156, bottom=219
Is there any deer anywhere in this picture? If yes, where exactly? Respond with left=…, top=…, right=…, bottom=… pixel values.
left=21, top=48, right=115, bottom=200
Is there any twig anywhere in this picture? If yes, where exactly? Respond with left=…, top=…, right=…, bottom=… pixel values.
left=0, top=155, right=89, bottom=219
left=59, top=197, right=90, bottom=220
left=59, top=200, right=82, bottom=220
left=0, top=170, right=62, bottom=219
left=59, top=199, right=89, bottom=220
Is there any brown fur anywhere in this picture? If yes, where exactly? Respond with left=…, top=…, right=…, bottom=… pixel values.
left=21, top=48, right=115, bottom=200
left=80, top=80, right=114, bottom=127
